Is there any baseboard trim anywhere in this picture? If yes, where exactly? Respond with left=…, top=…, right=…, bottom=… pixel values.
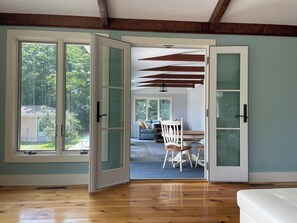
left=0, top=174, right=88, bottom=186
left=1, top=172, right=297, bottom=186
left=249, top=172, right=297, bottom=183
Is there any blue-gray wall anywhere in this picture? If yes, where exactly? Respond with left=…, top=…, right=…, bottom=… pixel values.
left=1, top=26, right=297, bottom=176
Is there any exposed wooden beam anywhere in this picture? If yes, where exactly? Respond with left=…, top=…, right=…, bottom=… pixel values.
left=140, top=66, right=204, bottom=72
left=97, top=0, right=109, bottom=27
left=1, top=13, right=297, bottom=37
left=138, top=83, right=196, bottom=88
left=140, top=74, right=205, bottom=79
left=209, top=0, right=231, bottom=32
left=139, top=79, right=203, bottom=84
left=139, top=53, right=205, bottom=62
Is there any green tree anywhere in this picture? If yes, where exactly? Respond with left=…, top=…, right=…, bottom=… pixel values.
left=21, top=43, right=90, bottom=134
left=21, top=42, right=57, bottom=107
left=38, top=106, right=82, bottom=141
left=65, top=45, right=90, bottom=131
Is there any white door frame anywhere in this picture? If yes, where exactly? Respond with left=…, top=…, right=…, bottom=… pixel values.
left=209, top=46, right=248, bottom=182
left=122, top=36, right=216, bottom=180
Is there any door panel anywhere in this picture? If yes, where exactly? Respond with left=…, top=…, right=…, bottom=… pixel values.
left=209, top=46, right=248, bottom=182
left=89, top=35, right=131, bottom=192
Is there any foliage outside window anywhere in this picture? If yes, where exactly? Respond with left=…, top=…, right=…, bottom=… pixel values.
left=18, top=41, right=90, bottom=152
left=20, top=42, right=57, bottom=151
left=135, top=98, right=172, bottom=121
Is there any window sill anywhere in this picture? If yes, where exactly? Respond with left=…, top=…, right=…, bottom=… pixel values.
left=5, top=152, right=89, bottom=163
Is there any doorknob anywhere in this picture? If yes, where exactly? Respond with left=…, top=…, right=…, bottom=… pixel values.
left=97, top=101, right=108, bottom=122
left=235, top=104, right=248, bottom=123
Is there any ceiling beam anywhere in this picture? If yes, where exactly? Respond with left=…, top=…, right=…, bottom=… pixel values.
left=1, top=13, right=297, bottom=37
left=138, top=83, right=196, bottom=88
left=139, top=54, right=205, bottom=62
left=140, top=65, right=204, bottom=72
left=97, top=0, right=109, bottom=27
left=139, top=74, right=205, bottom=79
left=209, top=0, right=231, bottom=32
left=139, top=79, right=204, bottom=84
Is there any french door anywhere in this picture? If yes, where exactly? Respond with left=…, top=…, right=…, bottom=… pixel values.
left=89, top=35, right=131, bottom=192
left=209, top=46, right=248, bottom=182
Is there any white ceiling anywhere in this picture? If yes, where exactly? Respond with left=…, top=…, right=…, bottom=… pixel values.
left=1, top=0, right=297, bottom=26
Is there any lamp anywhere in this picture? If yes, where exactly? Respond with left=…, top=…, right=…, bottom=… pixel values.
left=159, top=83, right=167, bottom=92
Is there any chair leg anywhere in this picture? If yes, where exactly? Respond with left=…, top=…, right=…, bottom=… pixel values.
left=187, top=150, right=193, bottom=168
left=163, top=150, right=169, bottom=169
left=195, top=147, right=200, bottom=168
left=195, top=147, right=204, bottom=168
left=195, top=152, right=199, bottom=168
left=180, top=152, right=182, bottom=172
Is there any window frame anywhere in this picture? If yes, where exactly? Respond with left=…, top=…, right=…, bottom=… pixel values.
left=134, top=96, right=173, bottom=122
left=5, top=30, right=107, bottom=163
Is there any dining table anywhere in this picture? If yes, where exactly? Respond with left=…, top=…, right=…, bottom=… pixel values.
left=170, top=130, right=205, bottom=168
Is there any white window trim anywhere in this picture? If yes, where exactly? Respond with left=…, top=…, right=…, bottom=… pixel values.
left=134, top=96, right=173, bottom=122
left=5, top=30, right=108, bottom=163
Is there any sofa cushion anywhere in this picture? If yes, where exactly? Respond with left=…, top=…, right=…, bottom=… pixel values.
left=138, top=121, right=146, bottom=129
left=141, top=129, right=154, bottom=133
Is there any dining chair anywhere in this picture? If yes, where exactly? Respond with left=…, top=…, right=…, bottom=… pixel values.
left=161, top=118, right=193, bottom=172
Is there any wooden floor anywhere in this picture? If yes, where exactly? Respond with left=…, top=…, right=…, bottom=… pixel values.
left=1, top=181, right=297, bottom=223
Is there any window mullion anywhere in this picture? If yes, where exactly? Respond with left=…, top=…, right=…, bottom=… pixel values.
left=146, top=99, right=149, bottom=120
left=56, top=40, right=65, bottom=154
left=157, top=99, right=160, bottom=120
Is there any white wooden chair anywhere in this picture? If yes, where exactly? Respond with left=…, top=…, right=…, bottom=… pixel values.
left=161, top=118, right=193, bottom=172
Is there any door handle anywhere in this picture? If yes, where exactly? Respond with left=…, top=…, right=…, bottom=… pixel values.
left=97, top=101, right=108, bottom=122
left=235, top=104, right=248, bottom=123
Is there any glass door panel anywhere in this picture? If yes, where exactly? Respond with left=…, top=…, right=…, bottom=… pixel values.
left=216, top=92, right=240, bottom=128
left=217, top=54, right=240, bottom=90
left=101, top=129, right=123, bottom=171
left=217, top=130, right=240, bottom=166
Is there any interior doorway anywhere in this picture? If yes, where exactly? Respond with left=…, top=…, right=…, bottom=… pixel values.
left=127, top=39, right=214, bottom=179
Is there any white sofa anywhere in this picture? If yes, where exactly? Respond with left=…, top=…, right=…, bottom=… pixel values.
left=237, top=188, right=297, bottom=223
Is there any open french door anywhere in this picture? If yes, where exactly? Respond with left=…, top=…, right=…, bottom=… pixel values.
left=89, top=35, right=131, bottom=192
left=209, top=46, right=248, bottom=182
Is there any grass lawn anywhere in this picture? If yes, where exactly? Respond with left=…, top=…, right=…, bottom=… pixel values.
left=20, top=133, right=89, bottom=151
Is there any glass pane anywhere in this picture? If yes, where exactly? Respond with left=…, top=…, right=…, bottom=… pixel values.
left=148, top=99, right=158, bottom=120
left=217, top=54, right=240, bottom=90
left=217, top=130, right=240, bottom=166
left=216, top=92, right=240, bottom=128
left=65, top=43, right=90, bottom=151
left=160, top=99, right=170, bottom=120
left=102, top=46, right=124, bottom=88
left=101, top=129, right=123, bottom=171
left=101, top=88, right=124, bottom=128
left=135, top=99, right=146, bottom=121
left=19, top=42, right=57, bottom=151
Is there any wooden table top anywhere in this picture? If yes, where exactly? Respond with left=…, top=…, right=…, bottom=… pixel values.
left=183, top=130, right=204, bottom=135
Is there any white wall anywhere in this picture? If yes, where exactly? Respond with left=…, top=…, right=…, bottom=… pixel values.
left=187, top=85, right=205, bottom=131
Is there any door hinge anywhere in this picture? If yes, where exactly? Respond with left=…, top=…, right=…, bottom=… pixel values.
left=206, top=109, right=209, bottom=117
left=206, top=162, right=209, bottom=170
left=206, top=57, right=210, bottom=65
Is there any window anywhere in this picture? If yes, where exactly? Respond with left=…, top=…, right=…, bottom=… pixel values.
left=19, top=41, right=57, bottom=151
left=134, top=97, right=172, bottom=121
left=5, top=30, right=99, bottom=162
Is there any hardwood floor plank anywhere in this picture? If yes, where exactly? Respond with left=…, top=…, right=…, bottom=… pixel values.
left=1, top=181, right=297, bottom=223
